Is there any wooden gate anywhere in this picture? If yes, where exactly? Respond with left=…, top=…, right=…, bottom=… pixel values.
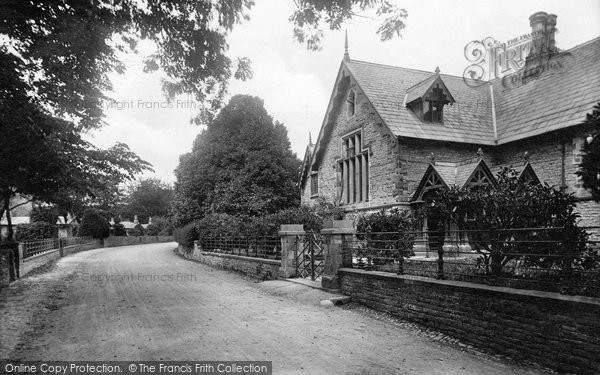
left=296, top=231, right=324, bottom=281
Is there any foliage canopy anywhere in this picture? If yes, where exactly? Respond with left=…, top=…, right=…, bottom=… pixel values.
left=171, top=95, right=301, bottom=225
left=577, top=102, right=600, bottom=201
left=427, top=167, right=592, bottom=275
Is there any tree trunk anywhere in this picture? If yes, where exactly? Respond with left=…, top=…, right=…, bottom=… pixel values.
left=2, top=192, right=13, bottom=241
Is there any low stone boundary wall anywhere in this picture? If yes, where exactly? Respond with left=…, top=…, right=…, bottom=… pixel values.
left=177, top=245, right=280, bottom=280
left=339, top=268, right=600, bottom=374
left=1, top=236, right=175, bottom=287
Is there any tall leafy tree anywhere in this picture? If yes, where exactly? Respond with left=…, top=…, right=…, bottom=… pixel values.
left=172, top=95, right=301, bottom=226
left=577, top=102, right=600, bottom=201
left=119, top=178, right=174, bottom=223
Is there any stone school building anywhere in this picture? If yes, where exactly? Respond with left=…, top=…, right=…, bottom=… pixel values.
left=300, top=12, right=600, bottom=228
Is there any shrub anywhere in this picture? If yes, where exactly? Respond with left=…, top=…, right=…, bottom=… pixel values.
left=174, top=222, right=197, bottom=250
left=128, top=223, right=145, bottom=237
left=146, top=216, right=174, bottom=236
left=78, top=209, right=111, bottom=239
left=111, top=216, right=127, bottom=236
left=428, top=167, right=594, bottom=275
left=355, top=208, right=417, bottom=265
left=15, top=221, right=56, bottom=241
left=196, top=214, right=245, bottom=238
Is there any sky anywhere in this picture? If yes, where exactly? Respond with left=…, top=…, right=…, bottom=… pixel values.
left=82, top=0, right=600, bottom=183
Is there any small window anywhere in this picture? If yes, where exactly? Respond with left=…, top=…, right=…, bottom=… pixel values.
left=310, top=173, right=318, bottom=197
left=424, top=100, right=443, bottom=123
left=347, top=90, right=355, bottom=117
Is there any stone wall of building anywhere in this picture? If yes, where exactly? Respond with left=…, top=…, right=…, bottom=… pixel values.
left=303, top=72, right=599, bottom=224
left=306, top=73, right=402, bottom=210
left=339, top=268, right=600, bottom=374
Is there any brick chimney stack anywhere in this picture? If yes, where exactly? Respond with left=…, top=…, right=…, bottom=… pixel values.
left=525, top=11, right=558, bottom=70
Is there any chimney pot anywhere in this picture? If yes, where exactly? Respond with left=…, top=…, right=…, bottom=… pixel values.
left=525, top=11, right=558, bottom=75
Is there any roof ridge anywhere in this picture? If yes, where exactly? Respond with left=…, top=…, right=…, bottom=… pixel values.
left=350, top=35, right=600, bottom=84
left=347, top=59, right=467, bottom=80
left=564, top=35, right=600, bottom=52
left=487, top=35, right=600, bottom=84
left=405, top=74, right=436, bottom=92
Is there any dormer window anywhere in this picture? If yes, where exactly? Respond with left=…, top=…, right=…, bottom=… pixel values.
left=347, top=90, right=356, bottom=117
left=405, top=69, right=455, bottom=125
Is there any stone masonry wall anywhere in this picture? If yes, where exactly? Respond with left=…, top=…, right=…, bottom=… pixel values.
left=178, top=246, right=280, bottom=280
left=310, top=76, right=400, bottom=209
left=339, top=268, right=600, bottom=374
left=494, top=127, right=600, bottom=229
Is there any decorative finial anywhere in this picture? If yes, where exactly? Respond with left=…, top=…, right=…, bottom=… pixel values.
left=477, top=148, right=484, bottom=159
left=309, top=132, right=313, bottom=146
left=343, top=30, right=350, bottom=61
left=429, top=152, right=436, bottom=165
left=435, top=66, right=440, bottom=75
left=523, top=151, right=530, bottom=164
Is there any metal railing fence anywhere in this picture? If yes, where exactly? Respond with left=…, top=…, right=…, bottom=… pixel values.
left=199, top=235, right=282, bottom=260
left=21, top=236, right=94, bottom=259
left=344, top=226, right=600, bottom=297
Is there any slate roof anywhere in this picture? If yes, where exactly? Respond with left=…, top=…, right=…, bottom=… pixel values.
left=343, top=36, right=600, bottom=146
left=346, top=60, right=495, bottom=145
left=492, top=37, right=600, bottom=144
left=432, top=160, right=485, bottom=188
left=405, top=75, right=437, bottom=104
left=412, top=159, right=501, bottom=202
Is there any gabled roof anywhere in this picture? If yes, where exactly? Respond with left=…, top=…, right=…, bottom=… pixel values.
left=56, top=214, right=76, bottom=226
left=340, top=36, right=600, bottom=147
left=490, top=162, right=541, bottom=185
left=345, top=60, right=495, bottom=145
left=411, top=158, right=499, bottom=202
left=299, top=141, right=315, bottom=187
left=406, top=74, right=456, bottom=105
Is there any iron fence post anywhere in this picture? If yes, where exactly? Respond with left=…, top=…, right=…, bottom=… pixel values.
left=366, top=226, right=372, bottom=270
left=397, top=228, right=404, bottom=275
left=309, top=230, right=315, bottom=281
left=437, top=232, right=445, bottom=280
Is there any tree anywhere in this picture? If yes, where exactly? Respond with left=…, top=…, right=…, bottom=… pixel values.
left=146, top=216, right=174, bottom=236
left=111, top=217, right=127, bottom=237
left=1, top=1, right=407, bottom=125
left=0, top=115, right=152, bottom=240
left=577, top=102, right=600, bottom=201
left=78, top=209, right=111, bottom=240
left=291, top=0, right=408, bottom=50
left=427, top=167, right=590, bottom=276
left=172, top=95, right=301, bottom=226
left=118, top=178, right=174, bottom=223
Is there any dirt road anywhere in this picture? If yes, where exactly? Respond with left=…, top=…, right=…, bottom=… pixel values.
left=1, top=243, right=553, bottom=374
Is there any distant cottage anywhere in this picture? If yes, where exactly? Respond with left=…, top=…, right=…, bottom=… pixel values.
left=300, top=12, right=600, bottom=229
